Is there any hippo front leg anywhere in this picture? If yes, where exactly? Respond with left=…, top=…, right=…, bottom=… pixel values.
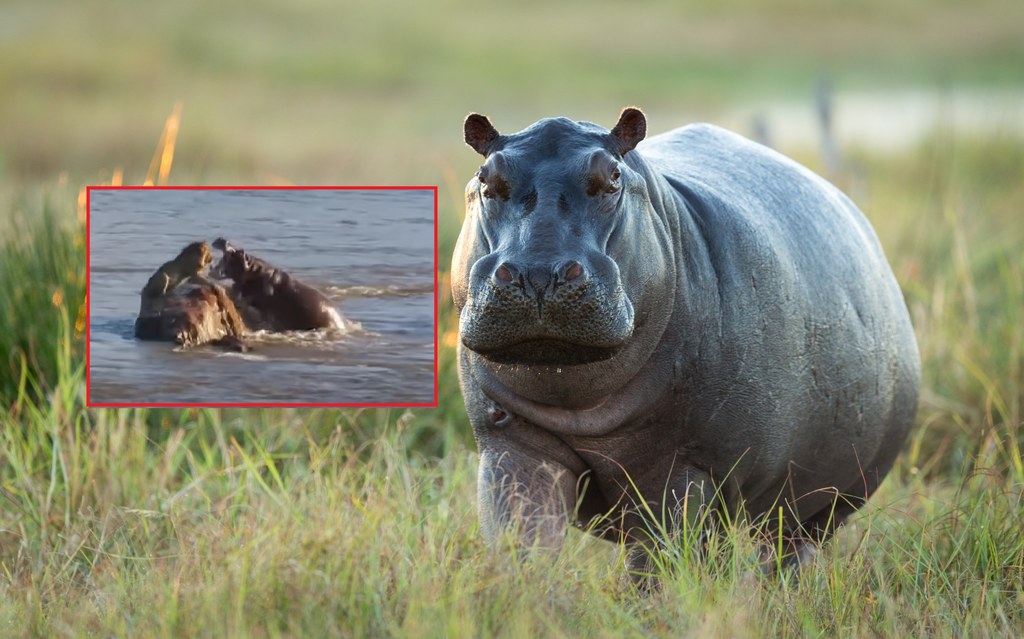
left=476, top=443, right=579, bottom=555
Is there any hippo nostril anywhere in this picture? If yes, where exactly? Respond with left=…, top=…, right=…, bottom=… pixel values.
left=563, top=261, right=584, bottom=282
left=495, top=263, right=515, bottom=284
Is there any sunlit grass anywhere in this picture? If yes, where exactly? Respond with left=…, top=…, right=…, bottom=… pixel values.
left=859, top=136, right=1024, bottom=481
left=0, top=382, right=1020, bottom=636
left=0, top=191, right=86, bottom=405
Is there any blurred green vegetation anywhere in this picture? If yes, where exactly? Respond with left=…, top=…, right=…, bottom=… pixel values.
left=4, top=0, right=1022, bottom=263
left=3, top=0, right=1023, bottom=188
left=1, top=0, right=1023, bottom=635
left=0, top=189, right=86, bottom=404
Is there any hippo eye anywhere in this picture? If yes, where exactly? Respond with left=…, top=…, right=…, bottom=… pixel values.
left=586, top=158, right=623, bottom=197
left=606, top=170, right=621, bottom=194
left=477, top=153, right=512, bottom=201
left=595, top=172, right=621, bottom=196
left=479, top=176, right=510, bottom=200
left=475, top=169, right=495, bottom=199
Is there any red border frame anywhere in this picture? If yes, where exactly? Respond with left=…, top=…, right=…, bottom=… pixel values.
left=85, top=185, right=439, bottom=409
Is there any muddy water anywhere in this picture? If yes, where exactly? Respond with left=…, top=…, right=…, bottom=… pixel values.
left=88, top=188, right=435, bottom=405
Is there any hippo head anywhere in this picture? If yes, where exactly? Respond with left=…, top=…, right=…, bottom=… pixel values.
left=212, top=239, right=262, bottom=284
left=210, top=238, right=236, bottom=278
left=453, top=108, right=677, bottom=405
left=212, top=238, right=291, bottom=306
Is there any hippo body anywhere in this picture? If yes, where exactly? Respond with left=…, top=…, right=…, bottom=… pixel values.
left=134, top=241, right=249, bottom=351
left=134, top=281, right=249, bottom=351
left=212, top=239, right=343, bottom=332
left=453, top=109, right=920, bottom=571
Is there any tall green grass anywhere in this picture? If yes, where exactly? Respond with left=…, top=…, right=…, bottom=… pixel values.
left=0, top=374, right=1020, bottom=636
left=866, top=135, right=1024, bottom=481
left=0, top=189, right=86, bottom=405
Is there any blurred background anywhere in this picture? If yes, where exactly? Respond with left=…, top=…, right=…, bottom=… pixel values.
left=1, top=0, right=1022, bottom=460
left=4, top=0, right=1021, bottom=187
left=1, top=1, right=1022, bottom=633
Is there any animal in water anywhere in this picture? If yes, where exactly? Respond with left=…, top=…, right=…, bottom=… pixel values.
left=138, top=241, right=213, bottom=316
left=452, top=107, right=920, bottom=579
left=134, top=241, right=250, bottom=351
left=211, top=238, right=343, bottom=331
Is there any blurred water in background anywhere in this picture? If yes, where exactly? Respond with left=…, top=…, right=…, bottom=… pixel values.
left=88, top=188, right=435, bottom=405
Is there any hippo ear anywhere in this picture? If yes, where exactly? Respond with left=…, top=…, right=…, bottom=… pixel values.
left=465, top=113, right=501, bottom=157
left=610, top=107, right=647, bottom=156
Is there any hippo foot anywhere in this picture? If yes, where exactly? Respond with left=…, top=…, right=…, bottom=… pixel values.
left=756, top=538, right=820, bottom=577
left=624, top=546, right=662, bottom=594
left=623, top=532, right=710, bottom=593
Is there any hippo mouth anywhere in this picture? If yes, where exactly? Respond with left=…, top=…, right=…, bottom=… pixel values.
left=208, top=259, right=227, bottom=280
left=459, top=288, right=635, bottom=366
left=469, top=337, right=622, bottom=366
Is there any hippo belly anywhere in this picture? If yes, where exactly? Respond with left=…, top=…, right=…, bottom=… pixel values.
left=453, top=108, right=920, bottom=574
left=237, top=279, right=341, bottom=331
left=211, top=239, right=343, bottom=332
left=638, top=123, right=920, bottom=525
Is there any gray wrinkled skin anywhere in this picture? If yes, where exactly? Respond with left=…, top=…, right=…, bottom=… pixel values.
left=453, top=108, right=921, bottom=574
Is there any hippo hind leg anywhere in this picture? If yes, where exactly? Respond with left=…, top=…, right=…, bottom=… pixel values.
left=757, top=485, right=868, bottom=575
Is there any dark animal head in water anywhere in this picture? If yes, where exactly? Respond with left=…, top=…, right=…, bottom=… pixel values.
left=211, top=238, right=279, bottom=287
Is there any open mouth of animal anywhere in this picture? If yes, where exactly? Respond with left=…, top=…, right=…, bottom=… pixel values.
left=469, top=338, right=621, bottom=366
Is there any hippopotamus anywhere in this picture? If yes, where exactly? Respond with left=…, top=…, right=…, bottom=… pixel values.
left=211, top=238, right=343, bottom=332
left=134, top=284, right=250, bottom=351
left=134, top=241, right=250, bottom=351
left=453, top=107, right=920, bottom=576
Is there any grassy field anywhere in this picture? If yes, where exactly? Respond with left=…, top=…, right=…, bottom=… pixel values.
left=2, top=0, right=1024, bottom=636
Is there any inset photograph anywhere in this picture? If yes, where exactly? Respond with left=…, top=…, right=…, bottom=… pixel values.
left=87, top=187, right=437, bottom=406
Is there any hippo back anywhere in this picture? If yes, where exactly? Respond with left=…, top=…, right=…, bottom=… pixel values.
left=213, top=242, right=342, bottom=332
left=637, top=124, right=920, bottom=520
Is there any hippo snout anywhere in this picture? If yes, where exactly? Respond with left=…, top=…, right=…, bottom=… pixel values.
left=492, top=259, right=587, bottom=300
left=460, top=251, right=634, bottom=365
